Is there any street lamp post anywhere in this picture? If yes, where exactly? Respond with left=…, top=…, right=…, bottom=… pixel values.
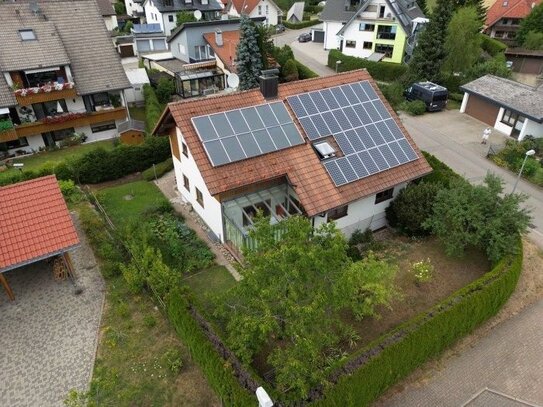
left=335, top=60, right=342, bottom=73
left=512, top=149, right=535, bottom=194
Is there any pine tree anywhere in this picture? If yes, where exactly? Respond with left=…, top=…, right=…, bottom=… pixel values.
left=407, top=0, right=454, bottom=82
left=236, top=15, right=264, bottom=90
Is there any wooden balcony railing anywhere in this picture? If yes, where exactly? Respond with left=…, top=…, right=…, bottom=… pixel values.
left=15, top=87, right=78, bottom=106
left=14, top=107, right=127, bottom=138
left=0, top=127, right=18, bottom=142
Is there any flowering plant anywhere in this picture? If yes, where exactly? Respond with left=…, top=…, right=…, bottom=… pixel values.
left=411, top=258, right=434, bottom=284
left=14, top=81, right=75, bottom=96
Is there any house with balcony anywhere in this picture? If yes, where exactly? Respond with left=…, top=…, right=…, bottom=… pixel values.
left=143, top=0, right=223, bottom=36
left=153, top=70, right=431, bottom=259
left=320, top=0, right=427, bottom=64
left=125, top=0, right=146, bottom=19
left=484, top=0, right=542, bottom=46
left=0, top=0, right=130, bottom=156
left=226, top=0, right=283, bottom=26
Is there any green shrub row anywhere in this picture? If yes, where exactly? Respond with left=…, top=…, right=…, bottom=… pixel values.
left=0, top=137, right=171, bottom=187
left=490, top=137, right=543, bottom=187
left=314, top=240, right=523, bottom=406
left=167, top=289, right=256, bottom=406
left=283, top=19, right=322, bottom=29
left=296, top=60, right=319, bottom=79
left=480, top=34, right=507, bottom=56
left=144, top=83, right=163, bottom=134
left=420, top=151, right=463, bottom=187
left=399, top=100, right=426, bottom=115
left=328, top=49, right=408, bottom=82
left=142, top=157, right=174, bottom=181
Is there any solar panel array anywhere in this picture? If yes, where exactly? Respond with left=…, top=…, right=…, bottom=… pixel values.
left=286, top=80, right=418, bottom=187
left=192, top=101, right=304, bottom=167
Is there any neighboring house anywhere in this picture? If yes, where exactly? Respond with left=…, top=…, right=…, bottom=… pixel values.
left=96, top=0, right=119, bottom=31
left=286, top=1, right=304, bottom=22
left=124, top=68, right=150, bottom=105
left=0, top=0, right=130, bottom=155
left=227, top=0, right=283, bottom=26
left=203, top=29, right=239, bottom=74
left=505, top=47, right=543, bottom=75
left=320, top=0, right=427, bottom=64
left=153, top=70, right=431, bottom=258
left=460, top=74, right=543, bottom=140
left=125, top=0, right=146, bottom=18
left=143, top=0, right=223, bottom=36
left=484, top=0, right=542, bottom=46
left=133, top=23, right=169, bottom=54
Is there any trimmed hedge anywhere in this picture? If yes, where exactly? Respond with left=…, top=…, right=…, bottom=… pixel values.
left=296, top=60, right=319, bottom=79
left=167, top=289, right=256, bottom=406
left=142, top=157, right=174, bottom=181
left=314, top=241, right=523, bottom=406
left=480, top=34, right=507, bottom=56
left=328, top=49, right=408, bottom=82
left=420, top=151, right=462, bottom=187
left=283, top=19, right=322, bottom=29
left=143, top=83, right=163, bottom=133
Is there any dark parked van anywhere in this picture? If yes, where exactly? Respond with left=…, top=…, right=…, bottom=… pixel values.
left=404, top=82, right=448, bottom=112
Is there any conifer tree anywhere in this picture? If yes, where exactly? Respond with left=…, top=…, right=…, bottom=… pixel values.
left=236, top=15, right=264, bottom=90
left=407, top=0, right=454, bottom=82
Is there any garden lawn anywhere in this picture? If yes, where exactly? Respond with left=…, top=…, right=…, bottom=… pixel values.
left=129, top=106, right=146, bottom=122
left=96, top=180, right=170, bottom=225
left=184, top=265, right=237, bottom=313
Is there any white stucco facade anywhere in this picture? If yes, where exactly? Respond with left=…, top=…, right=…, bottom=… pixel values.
left=228, top=0, right=281, bottom=26
left=323, top=21, right=343, bottom=50
left=103, top=15, right=119, bottom=31
left=126, top=0, right=144, bottom=17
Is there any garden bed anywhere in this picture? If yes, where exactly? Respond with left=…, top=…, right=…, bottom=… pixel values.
left=489, top=137, right=543, bottom=187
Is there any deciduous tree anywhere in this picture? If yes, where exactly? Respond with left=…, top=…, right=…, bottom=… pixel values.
left=516, top=2, right=543, bottom=45
left=444, top=7, right=482, bottom=73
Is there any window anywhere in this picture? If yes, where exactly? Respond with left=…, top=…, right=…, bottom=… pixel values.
left=345, top=40, right=356, bottom=48
left=376, top=25, right=396, bottom=40
left=183, top=174, right=190, bottom=191
left=49, top=128, right=75, bottom=142
left=91, top=121, right=116, bottom=133
left=91, top=92, right=111, bottom=107
left=185, top=0, right=192, bottom=3
left=501, top=109, right=525, bottom=127
left=375, top=188, right=394, bottom=204
left=202, top=0, right=208, bottom=4
left=194, top=45, right=211, bottom=60
left=242, top=200, right=271, bottom=227
left=163, top=0, right=173, bottom=6
left=3, top=137, right=29, bottom=150
left=168, top=14, right=174, bottom=22
left=379, top=5, right=386, bottom=18
left=32, top=99, right=68, bottom=120
left=375, top=43, right=394, bottom=58
left=266, top=4, right=269, bottom=14
left=19, top=29, right=36, bottom=41
left=363, top=41, right=373, bottom=49
left=182, top=141, right=188, bottom=157
left=258, top=5, right=262, bottom=14
left=359, top=23, right=375, bottom=31
left=327, top=205, right=348, bottom=221
left=196, top=187, right=204, bottom=207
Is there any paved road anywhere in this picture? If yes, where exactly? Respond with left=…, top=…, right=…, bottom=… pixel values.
left=401, top=110, right=543, bottom=249
left=273, top=29, right=335, bottom=77
left=377, top=299, right=543, bottom=407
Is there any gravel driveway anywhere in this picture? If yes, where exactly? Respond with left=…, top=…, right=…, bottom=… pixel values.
left=0, top=213, right=105, bottom=406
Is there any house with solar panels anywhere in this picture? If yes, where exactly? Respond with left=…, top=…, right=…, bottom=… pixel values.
left=320, top=0, right=428, bottom=64
left=154, top=70, right=431, bottom=258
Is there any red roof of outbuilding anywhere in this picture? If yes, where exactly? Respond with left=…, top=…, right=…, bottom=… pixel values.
left=157, top=70, right=432, bottom=216
left=0, top=175, right=80, bottom=272
left=486, top=0, right=542, bottom=28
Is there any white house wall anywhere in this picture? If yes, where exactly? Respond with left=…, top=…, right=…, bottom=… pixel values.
left=104, top=15, right=119, bottom=31
left=323, top=21, right=343, bottom=50
left=493, top=107, right=513, bottom=136
left=162, top=12, right=178, bottom=36
left=312, top=182, right=406, bottom=238
left=173, top=127, right=224, bottom=240
left=521, top=118, right=543, bottom=139
left=340, top=19, right=375, bottom=58
left=126, top=0, right=144, bottom=17
left=145, top=0, right=165, bottom=32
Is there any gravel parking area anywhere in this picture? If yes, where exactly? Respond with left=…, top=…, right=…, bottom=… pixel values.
left=0, top=213, right=105, bottom=406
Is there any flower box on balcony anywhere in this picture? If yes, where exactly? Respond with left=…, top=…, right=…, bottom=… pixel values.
left=15, top=82, right=77, bottom=106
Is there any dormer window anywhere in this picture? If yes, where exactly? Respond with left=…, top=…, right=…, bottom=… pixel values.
left=19, top=29, right=36, bottom=41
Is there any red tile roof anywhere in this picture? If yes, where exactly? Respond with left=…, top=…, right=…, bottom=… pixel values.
left=230, top=0, right=261, bottom=14
left=486, top=0, right=541, bottom=28
left=159, top=70, right=432, bottom=216
left=203, top=30, right=240, bottom=73
left=0, top=175, right=80, bottom=272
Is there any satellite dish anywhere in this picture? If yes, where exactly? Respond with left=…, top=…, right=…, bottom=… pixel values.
left=227, top=73, right=240, bottom=89
left=193, top=10, right=202, bottom=21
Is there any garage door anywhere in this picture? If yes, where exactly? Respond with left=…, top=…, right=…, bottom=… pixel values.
left=465, top=94, right=500, bottom=126
left=119, top=44, right=134, bottom=58
left=313, top=30, right=325, bottom=43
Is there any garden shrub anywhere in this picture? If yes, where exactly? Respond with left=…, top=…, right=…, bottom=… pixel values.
left=315, top=241, right=522, bottom=406
left=386, top=182, right=441, bottom=237
left=142, top=157, right=174, bottom=181
left=282, top=59, right=299, bottom=82
left=377, top=82, right=405, bottom=110
left=347, top=229, right=383, bottom=259
left=143, top=83, right=163, bottom=133
left=480, top=34, right=507, bottom=56
left=421, top=151, right=462, bottom=187
left=155, top=77, right=175, bottom=105
left=296, top=61, right=319, bottom=79
left=328, top=49, right=408, bottom=82
left=283, top=19, right=322, bottom=29
left=399, top=100, right=426, bottom=116
left=58, top=179, right=83, bottom=204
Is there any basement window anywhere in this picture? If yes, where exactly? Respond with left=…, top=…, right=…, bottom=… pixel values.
left=19, top=29, right=36, bottom=41
left=314, top=141, right=336, bottom=160
left=328, top=205, right=348, bottom=221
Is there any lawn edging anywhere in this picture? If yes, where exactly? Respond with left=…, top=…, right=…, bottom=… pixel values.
left=312, top=240, right=523, bottom=406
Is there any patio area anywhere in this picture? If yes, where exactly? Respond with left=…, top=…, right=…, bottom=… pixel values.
left=0, top=215, right=105, bottom=406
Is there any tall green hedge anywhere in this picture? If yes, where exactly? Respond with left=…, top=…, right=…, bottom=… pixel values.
left=167, top=290, right=255, bottom=406
left=480, top=34, right=507, bottom=56
left=314, top=242, right=522, bottom=406
left=143, top=83, right=164, bottom=133
left=328, top=49, right=408, bottom=82
left=296, top=60, right=319, bottom=79
left=283, top=19, right=322, bottom=29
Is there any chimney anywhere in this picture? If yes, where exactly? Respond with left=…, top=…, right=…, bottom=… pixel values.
left=259, top=69, right=279, bottom=99
left=215, top=29, right=223, bottom=47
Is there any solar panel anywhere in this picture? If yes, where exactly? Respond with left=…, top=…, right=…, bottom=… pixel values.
left=193, top=101, right=304, bottom=167
left=285, top=80, right=419, bottom=186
